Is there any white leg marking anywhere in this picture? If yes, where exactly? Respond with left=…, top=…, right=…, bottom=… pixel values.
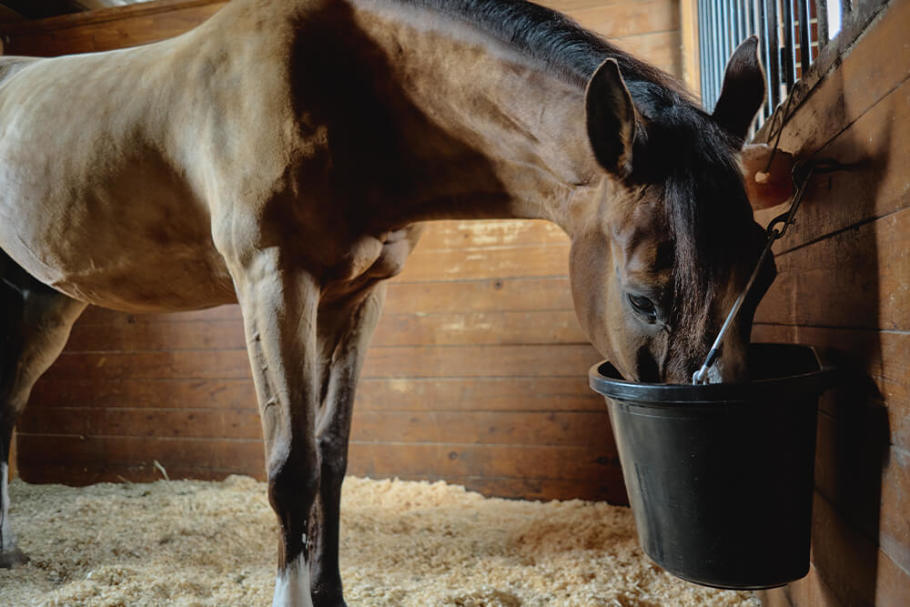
left=0, top=463, right=16, bottom=551
left=272, top=553, right=314, bottom=607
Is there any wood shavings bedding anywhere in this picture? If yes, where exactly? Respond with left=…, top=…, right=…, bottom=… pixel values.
left=1, top=476, right=759, bottom=606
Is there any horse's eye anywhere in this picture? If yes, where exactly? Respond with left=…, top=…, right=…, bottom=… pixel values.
left=628, top=294, right=658, bottom=322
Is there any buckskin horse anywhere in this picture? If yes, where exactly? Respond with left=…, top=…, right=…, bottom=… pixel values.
left=0, top=0, right=787, bottom=605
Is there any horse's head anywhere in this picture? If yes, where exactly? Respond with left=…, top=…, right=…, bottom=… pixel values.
left=570, top=38, right=783, bottom=384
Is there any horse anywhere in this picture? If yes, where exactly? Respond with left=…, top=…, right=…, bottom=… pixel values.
left=0, top=0, right=785, bottom=605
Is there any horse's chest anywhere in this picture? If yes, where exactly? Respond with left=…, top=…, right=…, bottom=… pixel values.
left=323, top=227, right=420, bottom=301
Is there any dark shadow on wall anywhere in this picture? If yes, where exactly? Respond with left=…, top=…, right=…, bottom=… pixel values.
left=761, top=61, right=898, bottom=606
left=805, top=77, right=896, bottom=607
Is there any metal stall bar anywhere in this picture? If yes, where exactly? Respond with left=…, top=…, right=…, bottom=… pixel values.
left=700, top=0, right=710, bottom=107
left=702, top=0, right=714, bottom=108
left=782, top=0, right=796, bottom=88
left=698, top=0, right=708, bottom=102
left=766, top=0, right=782, bottom=109
left=815, top=0, right=829, bottom=49
left=724, top=0, right=730, bottom=105
left=710, top=0, right=721, bottom=106
left=798, top=0, right=812, bottom=73
left=737, top=0, right=747, bottom=47
left=758, top=0, right=773, bottom=117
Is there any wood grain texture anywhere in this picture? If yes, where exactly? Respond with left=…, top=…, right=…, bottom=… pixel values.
left=0, top=0, right=227, bottom=56
left=756, top=206, right=910, bottom=332
left=751, top=1, right=910, bottom=604
left=755, top=76, right=910, bottom=254
left=679, top=0, right=700, bottom=97
left=28, top=376, right=605, bottom=412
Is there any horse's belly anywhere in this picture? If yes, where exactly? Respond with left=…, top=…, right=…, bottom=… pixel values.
left=1, top=219, right=236, bottom=313
left=0, top=174, right=236, bottom=313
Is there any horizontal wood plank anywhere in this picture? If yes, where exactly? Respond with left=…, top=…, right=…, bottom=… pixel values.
left=762, top=561, right=845, bottom=607
left=66, top=309, right=587, bottom=351
left=414, top=220, right=568, bottom=251
left=610, top=30, right=680, bottom=77
left=17, top=407, right=613, bottom=450
left=43, top=350, right=255, bottom=381
left=28, top=376, right=603, bottom=412
left=384, top=277, right=575, bottom=312
left=66, top=318, right=245, bottom=351
left=350, top=410, right=614, bottom=448
left=40, top=344, right=599, bottom=381
left=814, top=412, right=890, bottom=545
left=875, top=545, right=910, bottom=607
left=74, top=276, right=577, bottom=325
left=347, top=442, right=620, bottom=482
left=879, top=447, right=910, bottom=576
left=77, top=304, right=241, bottom=325
left=17, top=434, right=264, bottom=470
left=383, top=472, right=628, bottom=504
left=567, top=0, right=679, bottom=40
left=16, top=435, right=620, bottom=484
left=17, top=406, right=263, bottom=440
left=756, top=207, right=910, bottom=332
left=752, top=324, right=909, bottom=449
left=755, top=76, right=910, bottom=253
left=15, top=463, right=625, bottom=502
left=808, top=490, right=882, bottom=607
left=361, top=344, right=601, bottom=378
left=16, top=462, right=264, bottom=486
left=370, top=310, right=587, bottom=346
left=0, top=1, right=226, bottom=56
left=357, top=376, right=603, bottom=412
left=29, top=377, right=259, bottom=410
left=395, top=243, right=570, bottom=282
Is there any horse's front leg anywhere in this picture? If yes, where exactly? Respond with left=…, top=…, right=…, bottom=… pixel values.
left=234, top=250, right=322, bottom=607
left=309, top=283, right=386, bottom=607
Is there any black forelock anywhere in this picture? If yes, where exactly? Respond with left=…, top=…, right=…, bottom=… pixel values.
left=645, top=111, right=757, bottom=327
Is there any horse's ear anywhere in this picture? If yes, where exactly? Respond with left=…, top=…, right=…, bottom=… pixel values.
left=585, top=58, right=636, bottom=177
left=712, top=36, right=766, bottom=142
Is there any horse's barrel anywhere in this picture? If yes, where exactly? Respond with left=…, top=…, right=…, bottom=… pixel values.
left=588, top=343, right=837, bottom=589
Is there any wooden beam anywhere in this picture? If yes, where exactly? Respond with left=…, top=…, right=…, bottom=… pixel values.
left=680, top=0, right=701, bottom=98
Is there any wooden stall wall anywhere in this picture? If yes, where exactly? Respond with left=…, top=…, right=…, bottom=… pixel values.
left=751, top=1, right=910, bottom=605
left=3, top=0, right=683, bottom=503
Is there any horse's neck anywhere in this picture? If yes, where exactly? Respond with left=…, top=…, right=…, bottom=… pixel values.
left=345, top=0, right=603, bottom=234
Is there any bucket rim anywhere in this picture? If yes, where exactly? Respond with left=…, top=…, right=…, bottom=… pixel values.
left=588, top=343, right=837, bottom=405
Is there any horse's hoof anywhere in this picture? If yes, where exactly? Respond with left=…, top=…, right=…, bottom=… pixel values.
left=0, top=547, right=29, bottom=569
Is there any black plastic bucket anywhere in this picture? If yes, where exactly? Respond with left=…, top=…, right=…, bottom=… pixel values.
left=588, top=343, right=836, bottom=590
